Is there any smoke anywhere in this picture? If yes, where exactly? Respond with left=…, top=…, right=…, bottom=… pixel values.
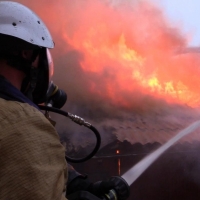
left=8, top=0, right=200, bottom=149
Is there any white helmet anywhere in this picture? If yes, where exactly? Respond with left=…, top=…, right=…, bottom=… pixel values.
left=0, top=1, right=55, bottom=104
left=0, top=1, right=54, bottom=48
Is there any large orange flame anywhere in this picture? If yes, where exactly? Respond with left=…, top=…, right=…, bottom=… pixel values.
left=14, top=0, right=200, bottom=145
left=60, top=1, right=200, bottom=108
left=17, top=0, right=200, bottom=108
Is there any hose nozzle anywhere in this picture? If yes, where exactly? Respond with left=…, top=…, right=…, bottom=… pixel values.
left=103, top=176, right=130, bottom=200
left=103, top=189, right=118, bottom=200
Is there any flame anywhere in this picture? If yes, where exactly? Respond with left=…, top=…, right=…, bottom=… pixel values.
left=18, top=0, right=200, bottom=108
left=13, top=0, right=200, bottom=146
left=58, top=0, right=200, bottom=108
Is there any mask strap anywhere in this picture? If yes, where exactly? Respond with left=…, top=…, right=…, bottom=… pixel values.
left=24, top=67, right=39, bottom=101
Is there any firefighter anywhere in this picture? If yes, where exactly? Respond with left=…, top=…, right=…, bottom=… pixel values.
left=0, top=1, right=130, bottom=200
left=0, top=1, right=67, bottom=199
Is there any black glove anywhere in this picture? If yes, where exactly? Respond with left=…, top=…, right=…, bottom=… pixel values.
left=89, top=176, right=130, bottom=200
left=66, top=165, right=130, bottom=200
left=67, top=191, right=103, bottom=200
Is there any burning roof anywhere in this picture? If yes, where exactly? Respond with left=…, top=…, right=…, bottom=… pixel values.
left=13, top=0, right=200, bottom=147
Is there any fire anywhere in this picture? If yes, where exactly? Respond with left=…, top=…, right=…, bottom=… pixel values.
left=18, top=0, right=200, bottom=108
left=58, top=1, right=200, bottom=108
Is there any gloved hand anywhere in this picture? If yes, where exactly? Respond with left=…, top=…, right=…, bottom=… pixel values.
left=66, top=164, right=130, bottom=200
left=89, top=176, right=130, bottom=200
left=67, top=191, right=103, bottom=200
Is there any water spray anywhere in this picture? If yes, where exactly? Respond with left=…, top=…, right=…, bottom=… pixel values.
left=101, top=119, right=200, bottom=200
left=122, top=120, right=200, bottom=186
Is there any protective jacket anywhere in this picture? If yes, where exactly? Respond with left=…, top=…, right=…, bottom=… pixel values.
left=0, top=76, right=68, bottom=200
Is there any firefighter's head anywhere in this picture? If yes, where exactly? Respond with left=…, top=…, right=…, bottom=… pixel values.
left=0, top=1, right=54, bottom=104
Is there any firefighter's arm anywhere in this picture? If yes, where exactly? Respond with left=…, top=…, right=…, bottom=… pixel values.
left=66, top=164, right=130, bottom=200
left=0, top=102, right=68, bottom=200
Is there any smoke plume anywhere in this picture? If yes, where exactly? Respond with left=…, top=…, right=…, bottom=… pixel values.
left=9, top=0, right=200, bottom=150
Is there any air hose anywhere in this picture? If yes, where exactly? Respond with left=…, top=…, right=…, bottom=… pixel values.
left=38, top=105, right=101, bottom=163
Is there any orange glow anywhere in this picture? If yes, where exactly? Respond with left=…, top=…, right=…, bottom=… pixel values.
left=26, top=0, right=200, bottom=108
left=118, top=158, right=121, bottom=176
left=116, top=150, right=120, bottom=154
left=60, top=1, right=200, bottom=108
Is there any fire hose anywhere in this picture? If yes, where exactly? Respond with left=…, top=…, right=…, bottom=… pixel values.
left=39, top=104, right=130, bottom=200
left=39, top=82, right=130, bottom=199
left=38, top=104, right=101, bottom=163
left=38, top=81, right=101, bottom=163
